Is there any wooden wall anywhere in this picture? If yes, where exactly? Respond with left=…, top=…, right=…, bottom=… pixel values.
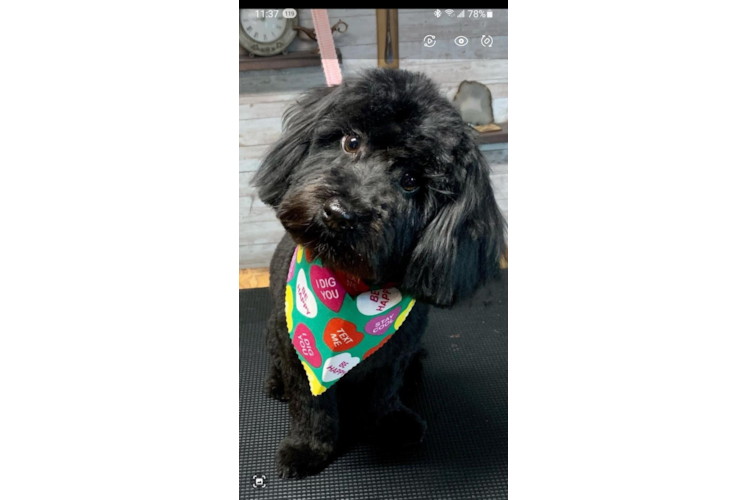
left=240, top=9, right=508, bottom=269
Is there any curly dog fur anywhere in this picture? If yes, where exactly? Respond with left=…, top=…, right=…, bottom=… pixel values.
left=253, top=68, right=506, bottom=479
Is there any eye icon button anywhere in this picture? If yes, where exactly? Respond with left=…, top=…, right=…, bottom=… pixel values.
left=454, top=36, right=469, bottom=47
left=423, top=35, right=436, bottom=48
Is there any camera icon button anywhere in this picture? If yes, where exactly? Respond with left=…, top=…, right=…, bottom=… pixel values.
left=252, top=473, right=267, bottom=489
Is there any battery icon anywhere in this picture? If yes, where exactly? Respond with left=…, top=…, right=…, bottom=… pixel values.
left=487, top=11, right=493, bottom=18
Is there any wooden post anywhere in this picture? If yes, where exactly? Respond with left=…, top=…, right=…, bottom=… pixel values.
left=376, top=9, right=399, bottom=69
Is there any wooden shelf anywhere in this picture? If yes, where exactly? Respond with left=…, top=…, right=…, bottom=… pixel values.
left=474, top=122, right=508, bottom=145
left=239, top=49, right=343, bottom=71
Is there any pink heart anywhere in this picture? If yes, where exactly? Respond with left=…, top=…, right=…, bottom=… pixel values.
left=310, top=265, right=346, bottom=312
left=292, top=323, right=321, bottom=368
left=287, top=247, right=298, bottom=283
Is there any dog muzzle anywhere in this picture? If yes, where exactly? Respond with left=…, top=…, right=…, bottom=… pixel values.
left=285, top=245, right=417, bottom=396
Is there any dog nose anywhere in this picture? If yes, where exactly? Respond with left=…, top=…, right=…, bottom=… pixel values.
left=322, top=199, right=357, bottom=231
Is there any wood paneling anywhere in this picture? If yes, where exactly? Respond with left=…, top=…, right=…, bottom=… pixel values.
left=239, top=145, right=271, bottom=162
left=238, top=117, right=282, bottom=147
left=240, top=220, right=287, bottom=247
left=240, top=243, right=281, bottom=269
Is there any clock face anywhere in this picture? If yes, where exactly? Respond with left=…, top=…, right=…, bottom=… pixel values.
left=240, top=10, right=288, bottom=43
left=239, top=9, right=297, bottom=56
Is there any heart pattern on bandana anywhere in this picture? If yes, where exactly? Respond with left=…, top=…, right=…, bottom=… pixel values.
left=356, top=288, right=402, bottom=316
left=324, top=318, right=364, bottom=352
left=292, top=323, right=321, bottom=368
left=365, top=306, right=402, bottom=335
left=295, top=268, right=317, bottom=318
left=287, top=247, right=298, bottom=283
left=322, top=353, right=361, bottom=383
left=332, top=269, right=370, bottom=297
left=310, top=265, right=345, bottom=313
left=286, top=245, right=416, bottom=396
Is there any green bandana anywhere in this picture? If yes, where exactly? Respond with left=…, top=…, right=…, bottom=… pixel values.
left=285, top=245, right=417, bottom=396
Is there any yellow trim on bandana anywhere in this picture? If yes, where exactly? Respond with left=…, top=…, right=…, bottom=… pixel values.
left=285, top=285, right=294, bottom=332
left=302, top=361, right=327, bottom=396
left=395, top=298, right=416, bottom=330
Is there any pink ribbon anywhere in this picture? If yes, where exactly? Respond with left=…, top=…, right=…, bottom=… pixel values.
left=310, top=9, right=343, bottom=87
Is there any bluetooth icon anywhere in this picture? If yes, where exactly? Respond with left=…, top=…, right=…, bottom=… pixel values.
left=434, top=9, right=442, bottom=18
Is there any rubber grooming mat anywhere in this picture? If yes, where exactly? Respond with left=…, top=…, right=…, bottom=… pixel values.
left=240, top=272, right=507, bottom=499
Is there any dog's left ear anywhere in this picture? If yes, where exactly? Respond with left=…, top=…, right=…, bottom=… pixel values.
left=402, top=141, right=507, bottom=307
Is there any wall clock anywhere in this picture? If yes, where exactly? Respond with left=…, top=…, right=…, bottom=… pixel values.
left=239, top=9, right=299, bottom=57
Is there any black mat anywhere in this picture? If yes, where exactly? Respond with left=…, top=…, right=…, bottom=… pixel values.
left=240, top=272, right=507, bottom=499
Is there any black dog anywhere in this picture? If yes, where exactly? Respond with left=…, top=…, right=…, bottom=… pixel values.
left=253, top=68, right=506, bottom=479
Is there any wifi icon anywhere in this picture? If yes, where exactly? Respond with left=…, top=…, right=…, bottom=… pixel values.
left=445, top=9, right=455, bottom=17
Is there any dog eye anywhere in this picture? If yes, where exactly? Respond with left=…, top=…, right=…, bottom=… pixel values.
left=341, top=135, right=361, bottom=154
left=399, top=171, right=420, bottom=192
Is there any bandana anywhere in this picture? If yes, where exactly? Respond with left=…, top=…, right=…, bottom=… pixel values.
left=285, top=245, right=416, bottom=396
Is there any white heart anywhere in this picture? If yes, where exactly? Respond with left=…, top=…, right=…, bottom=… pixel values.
left=356, top=287, right=402, bottom=316
left=321, top=352, right=361, bottom=382
left=295, top=268, right=317, bottom=318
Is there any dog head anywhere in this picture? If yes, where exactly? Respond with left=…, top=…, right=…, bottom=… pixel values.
left=253, top=69, right=506, bottom=306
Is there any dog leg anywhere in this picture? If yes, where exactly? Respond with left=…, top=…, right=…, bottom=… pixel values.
left=374, top=400, right=427, bottom=447
left=276, top=367, right=339, bottom=479
left=263, top=312, right=288, bottom=402
left=264, top=360, right=287, bottom=402
left=400, top=346, right=427, bottom=400
left=366, top=354, right=428, bottom=447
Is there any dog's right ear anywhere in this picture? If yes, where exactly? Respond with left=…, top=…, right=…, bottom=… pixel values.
left=252, top=86, right=337, bottom=208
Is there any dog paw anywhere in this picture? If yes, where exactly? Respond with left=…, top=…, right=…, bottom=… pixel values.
left=264, top=373, right=287, bottom=402
left=374, top=406, right=427, bottom=447
left=276, top=438, right=334, bottom=479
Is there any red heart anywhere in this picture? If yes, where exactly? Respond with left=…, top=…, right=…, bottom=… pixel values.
left=324, top=318, right=364, bottom=352
left=332, top=270, right=370, bottom=297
